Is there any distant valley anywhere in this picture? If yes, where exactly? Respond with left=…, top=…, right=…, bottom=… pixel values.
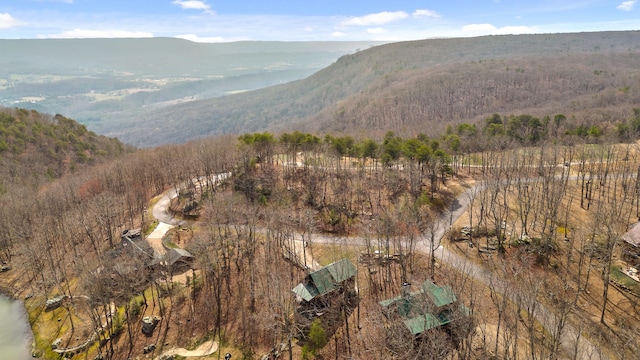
left=3, top=32, right=640, bottom=148
left=149, top=31, right=640, bottom=147
left=0, top=38, right=382, bottom=146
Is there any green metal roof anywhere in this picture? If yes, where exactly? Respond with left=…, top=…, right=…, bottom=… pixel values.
left=379, top=296, right=420, bottom=317
left=309, top=268, right=337, bottom=295
left=428, top=285, right=456, bottom=307
left=381, top=281, right=456, bottom=310
left=292, top=258, right=357, bottom=301
left=403, top=313, right=442, bottom=335
left=326, top=258, right=357, bottom=283
left=421, top=280, right=439, bottom=293
left=379, top=280, right=466, bottom=335
left=379, top=295, right=403, bottom=309
left=403, top=304, right=472, bottom=335
left=292, top=282, right=319, bottom=302
left=397, top=298, right=417, bottom=318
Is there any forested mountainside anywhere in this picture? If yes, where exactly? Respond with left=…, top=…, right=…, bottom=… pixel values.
left=121, top=31, right=640, bottom=147
left=4, top=120, right=640, bottom=359
left=0, top=107, right=131, bottom=190
left=308, top=52, right=640, bottom=137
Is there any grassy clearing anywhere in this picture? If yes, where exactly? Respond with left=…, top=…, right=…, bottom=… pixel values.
left=144, top=219, right=159, bottom=236
left=610, top=263, right=640, bottom=295
left=27, top=296, right=82, bottom=359
left=149, top=194, right=162, bottom=209
left=311, top=243, right=362, bottom=266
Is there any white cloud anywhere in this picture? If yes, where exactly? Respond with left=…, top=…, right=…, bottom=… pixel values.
left=45, top=29, right=154, bottom=39
left=462, top=23, right=497, bottom=33
left=412, top=9, right=441, bottom=19
left=617, top=0, right=637, bottom=11
left=462, top=23, right=536, bottom=36
left=175, top=34, right=226, bottom=42
left=331, top=31, right=346, bottom=37
left=367, top=28, right=387, bottom=34
left=172, top=0, right=214, bottom=14
left=342, top=11, right=408, bottom=26
left=0, top=13, right=25, bottom=29
left=497, top=26, right=536, bottom=34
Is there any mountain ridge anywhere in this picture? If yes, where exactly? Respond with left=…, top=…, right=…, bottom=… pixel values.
left=118, top=31, right=640, bottom=146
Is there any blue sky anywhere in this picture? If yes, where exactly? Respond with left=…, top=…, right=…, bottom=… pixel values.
left=0, top=0, right=639, bottom=42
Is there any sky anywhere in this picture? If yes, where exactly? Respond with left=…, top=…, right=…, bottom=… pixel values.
left=0, top=0, right=639, bottom=42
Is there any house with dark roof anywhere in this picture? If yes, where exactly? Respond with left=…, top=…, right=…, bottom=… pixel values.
left=379, top=280, right=470, bottom=337
left=151, top=248, right=194, bottom=274
left=108, top=234, right=157, bottom=276
left=622, top=222, right=640, bottom=267
left=108, top=233, right=194, bottom=279
left=98, top=235, right=159, bottom=301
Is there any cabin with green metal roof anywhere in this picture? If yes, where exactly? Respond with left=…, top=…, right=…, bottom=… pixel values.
left=292, top=258, right=358, bottom=325
left=379, top=280, right=470, bottom=336
left=292, top=258, right=359, bottom=345
left=292, top=258, right=356, bottom=303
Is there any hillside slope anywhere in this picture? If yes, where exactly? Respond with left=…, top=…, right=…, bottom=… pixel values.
left=307, top=52, right=640, bottom=137
left=0, top=107, right=131, bottom=189
left=121, top=31, right=640, bottom=146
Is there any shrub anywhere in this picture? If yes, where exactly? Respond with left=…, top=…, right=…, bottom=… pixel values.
left=302, top=319, right=327, bottom=359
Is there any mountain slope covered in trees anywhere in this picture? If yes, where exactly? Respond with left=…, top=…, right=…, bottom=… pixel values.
left=121, top=31, right=640, bottom=146
left=308, top=51, right=640, bottom=137
left=3, top=123, right=640, bottom=359
left=0, top=107, right=131, bottom=191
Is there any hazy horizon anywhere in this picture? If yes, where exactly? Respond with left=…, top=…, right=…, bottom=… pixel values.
left=1, top=1, right=639, bottom=42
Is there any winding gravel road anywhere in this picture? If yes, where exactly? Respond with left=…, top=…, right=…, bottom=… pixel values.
left=151, top=176, right=608, bottom=359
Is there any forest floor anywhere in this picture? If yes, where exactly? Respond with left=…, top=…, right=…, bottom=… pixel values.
left=444, top=168, right=640, bottom=360
left=140, top=157, right=640, bottom=359
left=11, top=149, right=640, bottom=359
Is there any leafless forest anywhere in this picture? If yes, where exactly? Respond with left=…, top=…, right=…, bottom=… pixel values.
left=128, top=31, right=640, bottom=146
left=2, top=31, right=640, bottom=360
left=2, top=102, right=640, bottom=359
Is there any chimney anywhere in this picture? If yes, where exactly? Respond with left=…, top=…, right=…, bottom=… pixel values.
left=402, top=282, right=411, bottom=298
